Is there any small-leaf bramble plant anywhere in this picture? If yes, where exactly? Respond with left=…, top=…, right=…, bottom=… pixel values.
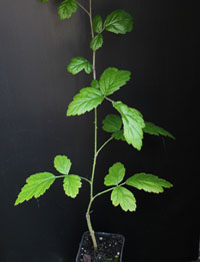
left=15, top=0, right=175, bottom=252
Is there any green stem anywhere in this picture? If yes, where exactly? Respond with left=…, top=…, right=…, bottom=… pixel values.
left=105, top=96, right=114, bottom=103
left=85, top=0, right=98, bottom=252
left=77, top=1, right=90, bottom=16
left=55, top=175, right=91, bottom=184
left=93, top=182, right=126, bottom=201
left=96, top=137, right=113, bottom=157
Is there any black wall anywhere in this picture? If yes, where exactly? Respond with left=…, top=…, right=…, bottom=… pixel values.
left=0, top=0, right=199, bottom=261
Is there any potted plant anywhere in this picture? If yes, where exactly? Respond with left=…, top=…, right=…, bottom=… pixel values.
left=15, top=0, right=175, bottom=261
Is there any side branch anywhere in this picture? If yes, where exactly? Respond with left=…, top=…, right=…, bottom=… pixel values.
left=96, top=137, right=113, bottom=157
left=77, top=1, right=90, bottom=16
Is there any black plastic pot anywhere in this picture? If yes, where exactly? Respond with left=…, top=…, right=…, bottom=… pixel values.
left=76, top=231, right=125, bottom=262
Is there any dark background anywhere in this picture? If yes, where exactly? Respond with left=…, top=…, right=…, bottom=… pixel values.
left=0, top=0, right=199, bottom=261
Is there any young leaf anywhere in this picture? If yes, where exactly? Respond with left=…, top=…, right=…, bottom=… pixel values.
left=143, top=121, right=175, bottom=139
left=126, top=173, right=173, bottom=193
left=113, top=101, right=145, bottom=150
left=58, top=0, right=78, bottom=20
left=104, top=162, right=125, bottom=186
left=99, top=68, right=131, bottom=96
left=15, top=172, right=55, bottom=206
left=102, top=114, right=122, bottom=133
left=90, top=34, right=103, bottom=51
left=54, top=155, right=71, bottom=175
left=67, top=57, right=92, bottom=75
left=111, top=186, right=136, bottom=212
left=104, top=10, right=134, bottom=34
left=63, top=175, right=82, bottom=198
left=67, top=87, right=104, bottom=116
left=93, top=15, right=103, bottom=33
left=91, top=79, right=99, bottom=89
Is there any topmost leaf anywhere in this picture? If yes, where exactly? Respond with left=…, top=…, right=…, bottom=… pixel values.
left=58, top=0, right=78, bottom=20
left=104, top=10, right=134, bottom=34
left=41, top=0, right=48, bottom=2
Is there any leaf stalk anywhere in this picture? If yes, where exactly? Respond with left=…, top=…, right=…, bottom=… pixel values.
left=77, top=1, right=90, bottom=16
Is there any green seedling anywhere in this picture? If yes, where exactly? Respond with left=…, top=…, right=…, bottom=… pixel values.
left=15, top=0, right=175, bottom=252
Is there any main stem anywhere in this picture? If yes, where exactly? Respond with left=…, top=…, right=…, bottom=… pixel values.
left=85, top=0, right=98, bottom=252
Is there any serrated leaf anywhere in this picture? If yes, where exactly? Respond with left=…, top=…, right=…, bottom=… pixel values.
left=91, top=79, right=99, bottom=89
left=90, top=34, right=103, bottom=51
left=102, top=114, right=122, bottom=133
left=113, top=101, right=145, bottom=150
left=58, top=0, right=78, bottom=19
left=104, top=10, right=134, bottom=34
left=54, top=155, right=71, bottom=175
left=143, top=122, right=175, bottom=140
left=112, top=130, right=126, bottom=141
left=67, top=57, right=92, bottom=75
left=99, top=68, right=131, bottom=96
left=93, top=15, right=103, bottom=33
left=63, top=175, right=82, bottom=198
left=67, top=87, right=104, bottom=116
left=111, top=187, right=136, bottom=212
left=15, top=172, right=55, bottom=205
left=126, top=173, right=173, bottom=193
left=104, top=162, right=125, bottom=186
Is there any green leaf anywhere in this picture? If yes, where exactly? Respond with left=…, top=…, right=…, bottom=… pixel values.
left=99, top=68, right=131, bottom=96
left=15, top=172, right=55, bottom=205
left=58, top=0, right=78, bottom=19
left=126, top=173, right=173, bottom=193
left=93, top=15, right=103, bottom=33
left=112, top=130, right=126, bottom=141
left=111, top=187, right=136, bottom=212
left=143, top=121, right=175, bottom=139
left=67, top=87, right=104, bottom=116
left=41, top=0, right=48, bottom=2
left=104, top=10, right=134, bottom=34
left=91, top=79, right=99, bottom=89
left=67, top=57, right=92, bottom=75
left=54, top=155, right=71, bottom=175
left=104, top=162, right=126, bottom=186
left=90, top=34, right=103, bottom=51
left=102, top=114, right=122, bottom=133
left=63, top=175, right=82, bottom=198
left=113, top=101, right=145, bottom=150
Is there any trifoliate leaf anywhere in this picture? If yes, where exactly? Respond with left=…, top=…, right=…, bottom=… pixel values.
left=113, top=101, right=145, bottom=150
left=67, top=87, right=104, bottom=116
left=111, top=187, right=136, bottom=212
left=102, top=114, right=122, bottom=133
left=126, top=173, right=173, bottom=193
left=99, top=68, right=131, bottom=96
left=58, top=0, right=78, bottom=19
left=54, top=155, right=71, bottom=175
left=91, top=79, right=99, bottom=89
left=143, top=122, right=175, bottom=140
left=104, top=162, right=125, bottom=186
left=15, top=172, right=55, bottom=205
left=67, top=57, right=92, bottom=75
left=104, top=10, right=134, bottom=34
left=90, top=34, right=103, bottom=51
left=63, top=175, right=82, bottom=198
left=112, top=130, right=126, bottom=141
left=93, top=15, right=103, bottom=33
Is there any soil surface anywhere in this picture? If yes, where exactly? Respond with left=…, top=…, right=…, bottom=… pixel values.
left=76, top=232, right=125, bottom=262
